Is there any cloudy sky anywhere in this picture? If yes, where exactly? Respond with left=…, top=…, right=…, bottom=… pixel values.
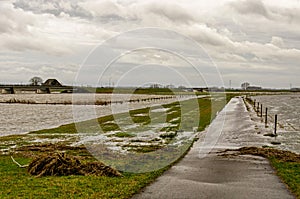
left=0, top=0, right=299, bottom=88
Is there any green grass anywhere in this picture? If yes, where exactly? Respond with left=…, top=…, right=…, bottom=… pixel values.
left=129, top=107, right=151, bottom=125
left=113, top=132, right=135, bottom=138
left=131, top=116, right=151, bottom=125
left=270, top=159, right=300, bottom=198
left=0, top=155, right=167, bottom=199
left=127, top=145, right=164, bottom=153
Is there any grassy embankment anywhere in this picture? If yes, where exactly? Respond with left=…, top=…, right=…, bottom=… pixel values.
left=0, top=94, right=235, bottom=198
left=270, top=158, right=300, bottom=198
left=271, top=158, right=300, bottom=198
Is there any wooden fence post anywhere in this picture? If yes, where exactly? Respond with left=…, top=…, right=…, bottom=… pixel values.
left=274, top=114, right=278, bottom=135
left=265, top=107, right=268, bottom=127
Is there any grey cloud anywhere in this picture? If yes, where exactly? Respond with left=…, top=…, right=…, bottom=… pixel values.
left=144, top=2, right=195, bottom=24
left=97, top=14, right=125, bottom=23
left=228, top=0, right=270, bottom=19
left=79, top=0, right=139, bottom=23
left=271, top=36, right=284, bottom=48
left=0, top=3, right=36, bottom=34
left=269, top=7, right=300, bottom=24
left=0, top=60, right=78, bottom=84
left=13, top=0, right=128, bottom=24
left=0, top=2, right=101, bottom=56
left=228, top=0, right=300, bottom=25
left=13, top=0, right=92, bottom=19
left=183, top=24, right=233, bottom=47
left=0, top=32, right=73, bottom=55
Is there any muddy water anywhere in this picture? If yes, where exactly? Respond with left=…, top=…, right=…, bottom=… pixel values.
left=0, top=94, right=195, bottom=137
left=252, top=94, right=300, bottom=153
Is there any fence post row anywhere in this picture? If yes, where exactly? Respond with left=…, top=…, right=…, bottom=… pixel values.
left=252, top=100, right=278, bottom=135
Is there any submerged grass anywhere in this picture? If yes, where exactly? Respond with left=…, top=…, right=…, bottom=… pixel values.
left=113, top=132, right=135, bottom=138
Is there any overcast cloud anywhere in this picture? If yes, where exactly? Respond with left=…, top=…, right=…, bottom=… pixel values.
left=0, top=0, right=299, bottom=88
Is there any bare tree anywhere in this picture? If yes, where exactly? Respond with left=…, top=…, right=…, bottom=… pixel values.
left=29, top=77, right=43, bottom=86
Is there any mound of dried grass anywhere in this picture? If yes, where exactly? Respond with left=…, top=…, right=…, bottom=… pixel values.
left=28, top=153, right=122, bottom=177
left=221, top=147, right=300, bottom=162
left=237, top=147, right=300, bottom=162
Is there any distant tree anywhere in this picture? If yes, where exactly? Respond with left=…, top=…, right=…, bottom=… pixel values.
left=29, top=77, right=43, bottom=86
left=241, top=82, right=250, bottom=90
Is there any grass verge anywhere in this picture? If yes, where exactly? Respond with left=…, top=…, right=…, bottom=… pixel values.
left=0, top=155, right=167, bottom=199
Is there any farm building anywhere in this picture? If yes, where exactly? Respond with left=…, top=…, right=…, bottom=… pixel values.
left=43, top=79, right=62, bottom=87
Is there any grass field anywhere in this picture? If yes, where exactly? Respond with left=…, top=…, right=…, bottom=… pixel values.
left=0, top=155, right=168, bottom=199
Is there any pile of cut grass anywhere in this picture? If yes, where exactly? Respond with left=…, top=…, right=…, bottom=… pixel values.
left=236, top=147, right=300, bottom=162
left=27, top=153, right=122, bottom=177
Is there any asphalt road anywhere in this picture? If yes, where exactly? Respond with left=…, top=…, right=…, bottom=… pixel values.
left=132, top=97, right=294, bottom=199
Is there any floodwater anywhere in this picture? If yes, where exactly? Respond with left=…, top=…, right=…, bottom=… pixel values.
left=0, top=94, right=194, bottom=137
left=252, top=94, right=300, bottom=153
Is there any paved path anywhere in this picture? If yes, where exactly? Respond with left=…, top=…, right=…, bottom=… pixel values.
left=133, top=97, right=294, bottom=199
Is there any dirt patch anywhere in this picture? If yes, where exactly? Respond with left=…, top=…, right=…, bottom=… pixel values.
left=28, top=153, right=122, bottom=177
left=220, top=147, right=300, bottom=162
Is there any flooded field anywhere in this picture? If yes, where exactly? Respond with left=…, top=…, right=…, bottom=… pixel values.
left=251, top=94, right=300, bottom=153
left=0, top=94, right=217, bottom=172
left=0, top=94, right=194, bottom=137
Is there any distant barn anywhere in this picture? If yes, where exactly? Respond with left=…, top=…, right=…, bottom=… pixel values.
left=43, top=79, right=62, bottom=87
